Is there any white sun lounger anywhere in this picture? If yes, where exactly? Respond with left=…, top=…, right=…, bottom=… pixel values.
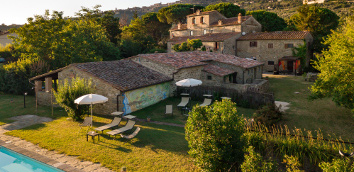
left=107, top=120, right=136, bottom=137
left=120, top=127, right=141, bottom=139
left=165, top=105, right=173, bottom=116
left=200, top=98, right=212, bottom=107
left=177, top=97, right=190, bottom=108
left=94, top=117, right=122, bottom=133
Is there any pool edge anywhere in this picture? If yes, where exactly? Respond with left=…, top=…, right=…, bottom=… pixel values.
left=0, top=139, right=83, bottom=172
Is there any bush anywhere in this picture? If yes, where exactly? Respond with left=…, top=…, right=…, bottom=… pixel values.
left=319, top=158, right=354, bottom=172
left=241, top=146, right=277, bottom=172
left=283, top=155, right=303, bottom=172
left=53, top=77, right=93, bottom=121
left=185, top=100, right=246, bottom=171
left=253, top=104, right=283, bottom=126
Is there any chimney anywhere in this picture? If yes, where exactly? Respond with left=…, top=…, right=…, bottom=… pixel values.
left=196, top=9, right=200, bottom=15
left=238, top=13, right=242, bottom=23
left=177, top=22, right=181, bottom=30
left=218, top=20, right=223, bottom=26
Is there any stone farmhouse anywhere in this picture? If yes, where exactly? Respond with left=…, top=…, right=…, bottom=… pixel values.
left=30, top=52, right=267, bottom=115
left=167, top=10, right=313, bottom=73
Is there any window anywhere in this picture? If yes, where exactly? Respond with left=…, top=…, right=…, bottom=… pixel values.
left=285, top=43, right=294, bottom=48
left=203, top=29, right=207, bottom=35
left=192, top=18, right=196, bottom=24
left=200, top=17, right=204, bottom=23
left=268, top=43, right=273, bottom=48
left=190, top=30, right=193, bottom=36
left=207, top=75, right=212, bottom=80
left=268, top=61, right=274, bottom=65
left=250, top=41, right=257, bottom=47
left=214, top=42, right=219, bottom=50
left=210, top=29, right=213, bottom=33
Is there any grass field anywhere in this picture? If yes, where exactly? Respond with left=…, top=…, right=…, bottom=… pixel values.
left=266, top=74, right=354, bottom=142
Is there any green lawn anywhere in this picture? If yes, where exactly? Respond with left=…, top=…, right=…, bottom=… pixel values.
left=266, top=74, right=354, bottom=142
left=131, top=97, right=256, bottom=124
left=0, top=94, right=197, bottom=171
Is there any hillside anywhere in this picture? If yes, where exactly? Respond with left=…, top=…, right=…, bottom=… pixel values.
left=113, top=0, right=354, bottom=25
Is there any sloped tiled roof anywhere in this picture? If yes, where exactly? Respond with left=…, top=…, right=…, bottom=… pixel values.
left=30, top=60, right=173, bottom=92
left=210, top=16, right=251, bottom=26
left=133, top=51, right=263, bottom=69
left=73, top=60, right=172, bottom=91
left=203, top=64, right=235, bottom=76
left=169, top=32, right=240, bottom=44
left=170, top=24, right=188, bottom=31
left=238, top=31, right=311, bottom=40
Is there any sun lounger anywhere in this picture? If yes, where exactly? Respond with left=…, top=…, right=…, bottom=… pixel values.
left=120, top=127, right=141, bottom=139
left=200, top=98, right=212, bottom=107
left=177, top=97, right=190, bottom=108
left=78, top=117, right=92, bottom=134
left=107, top=120, right=136, bottom=137
left=165, top=105, right=173, bottom=116
left=94, top=117, right=122, bottom=133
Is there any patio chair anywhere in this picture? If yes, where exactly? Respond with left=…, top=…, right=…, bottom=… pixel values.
left=200, top=98, right=212, bottom=107
left=120, top=127, right=141, bottom=139
left=165, top=105, right=173, bottom=116
left=177, top=97, right=190, bottom=108
left=107, top=120, right=136, bottom=138
left=78, top=117, right=92, bottom=134
left=94, top=117, right=122, bottom=133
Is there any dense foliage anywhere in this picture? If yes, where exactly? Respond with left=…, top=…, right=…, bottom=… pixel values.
left=157, top=4, right=204, bottom=24
left=319, top=158, right=354, bottom=172
left=185, top=100, right=246, bottom=171
left=172, top=39, right=202, bottom=52
left=253, top=104, right=283, bottom=126
left=246, top=10, right=287, bottom=32
left=290, top=5, right=339, bottom=52
left=311, top=18, right=354, bottom=115
left=204, top=2, right=245, bottom=18
left=53, top=77, right=93, bottom=121
left=241, top=146, right=277, bottom=172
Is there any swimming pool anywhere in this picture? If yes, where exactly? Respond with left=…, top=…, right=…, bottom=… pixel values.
left=0, top=146, right=64, bottom=172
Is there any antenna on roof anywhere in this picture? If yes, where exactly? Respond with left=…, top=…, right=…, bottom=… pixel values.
left=242, top=32, right=246, bottom=36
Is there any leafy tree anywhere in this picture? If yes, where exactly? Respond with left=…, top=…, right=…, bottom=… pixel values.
left=172, top=39, right=202, bottom=52
left=157, top=4, right=204, bottom=24
left=54, top=77, right=93, bottom=121
left=290, top=5, right=339, bottom=52
left=310, top=18, right=354, bottom=115
left=204, top=3, right=245, bottom=18
left=185, top=100, right=246, bottom=171
left=76, top=5, right=122, bottom=45
left=246, top=10, right=287, bottom=32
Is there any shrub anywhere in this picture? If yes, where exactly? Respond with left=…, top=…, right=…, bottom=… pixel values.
left=253, top=104, right=282, bottom=126
left=319, top=158, right=354, bottom=172
left=283, top=155, right=303, bottom=172
left=53, top=77, right=93, bottom=121
left=241, top=146, right=277, bottom=172
left=185, top=100, right=246, bottom=171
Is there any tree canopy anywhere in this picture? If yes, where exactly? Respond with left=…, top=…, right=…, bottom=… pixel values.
left=185, top=100, right=246, bottom=171
left=172, top=39, right=203, bottom=52
left=157, top=4, right=204, bottom=24
left=204, top=3, right=245, bottom=18
left=290, top=5, right=339, bottom=52
left=246, top=10, right=287, bottom=32
left=310, top=18, right=354, bottom=115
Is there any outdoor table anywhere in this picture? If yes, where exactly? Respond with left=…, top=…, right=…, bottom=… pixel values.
left=221, top=97, right=231, bottom=100
left=111, top=111, right=124, bottom=117
left=87, top=131, right=100, bottom=143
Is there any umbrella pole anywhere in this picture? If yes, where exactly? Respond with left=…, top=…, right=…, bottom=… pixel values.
left=91, top=103, right=93, bottom=127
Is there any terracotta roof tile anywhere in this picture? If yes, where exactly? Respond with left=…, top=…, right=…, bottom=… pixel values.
left=135, top=51, right=263, bottom=69
left=169, top=32, right=240, bottom=43
left=210, top=16, right=251, bottom=26
left=238, top=31, right=311, bottom=40
left=72, top=60, right=172, bottom=92
left=203, top=64, right=235, bottom=76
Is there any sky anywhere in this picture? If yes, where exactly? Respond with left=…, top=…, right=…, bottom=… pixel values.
left=1, top=0, right=176, bottom=25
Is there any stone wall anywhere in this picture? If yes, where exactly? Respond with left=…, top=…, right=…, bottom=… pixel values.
left=223, top=34, right=241, bottom=55
left=237, top=39, right=308, bottom=71
left=36, top=91, right=58, bottom=107
left=58, top=66, right=121, bottom=115
left=241, top=17, right=262, bottom=34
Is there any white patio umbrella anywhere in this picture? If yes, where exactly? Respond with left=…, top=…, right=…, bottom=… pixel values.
left=176, top=78, right=202, bottom=87
left=74, top=94, right=108, bottom=126
left=176, top=78, right=202, bottom=95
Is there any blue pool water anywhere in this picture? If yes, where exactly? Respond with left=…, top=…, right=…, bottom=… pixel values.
left=0, top=146, right=64, bottom=172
